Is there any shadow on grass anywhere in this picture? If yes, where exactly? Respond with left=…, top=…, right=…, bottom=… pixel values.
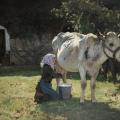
left=35, top=98, right=120, bottom=120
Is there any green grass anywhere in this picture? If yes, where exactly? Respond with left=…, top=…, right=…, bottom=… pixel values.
left=0, top=67, right=120, bottom=120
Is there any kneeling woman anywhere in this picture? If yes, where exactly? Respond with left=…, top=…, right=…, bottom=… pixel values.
left=34, top=53, right=62, bottom=103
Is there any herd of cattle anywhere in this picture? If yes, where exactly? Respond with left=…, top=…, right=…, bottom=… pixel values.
left=52, top=31, right=120, bottom=103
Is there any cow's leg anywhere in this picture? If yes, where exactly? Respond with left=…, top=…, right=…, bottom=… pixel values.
left=56, top=78, right=61, bottom=86
left=112, top=69, right=117, bottom=83
left=91, top=72, right=99, bottom=103
left=62, top=72, right=67, bottom=83
left=56, top=72, right=67, bottom=85
left=90, top=76, right=97, bottom=103
left=79, top=66, right=87, bottom=103
left=110, top=62, right=117, bottom=83
left=108, top=59, right=118, bottom=83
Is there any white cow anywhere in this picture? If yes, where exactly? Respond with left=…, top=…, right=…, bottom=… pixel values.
left=52, top=32, right=85, bottom=83
left=52, top=32, right=120, bottom=103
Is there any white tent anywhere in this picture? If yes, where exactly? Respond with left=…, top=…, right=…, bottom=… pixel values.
left=0, top=25, right=10, bottom=53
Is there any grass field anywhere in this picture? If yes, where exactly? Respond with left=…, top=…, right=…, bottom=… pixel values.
left=0, top=67, right=120, bottom=120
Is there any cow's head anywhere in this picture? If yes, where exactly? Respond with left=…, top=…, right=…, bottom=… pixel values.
left=101, top=32, right=120, bottom=61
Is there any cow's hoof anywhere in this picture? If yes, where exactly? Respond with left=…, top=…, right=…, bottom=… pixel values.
left=92, top=99, right=97, bottom=103
left=80, top=99, right=84, bottom=104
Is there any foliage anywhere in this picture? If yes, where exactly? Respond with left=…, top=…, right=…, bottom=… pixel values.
left=52, top=0, right=120, bottom=33
left=0, top=0, right=62, bottom=37
left=0, top=0, right=120, bottom=37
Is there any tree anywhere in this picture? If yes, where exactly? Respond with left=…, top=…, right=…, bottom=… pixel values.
left=52, top=0, right=120, bottom=33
